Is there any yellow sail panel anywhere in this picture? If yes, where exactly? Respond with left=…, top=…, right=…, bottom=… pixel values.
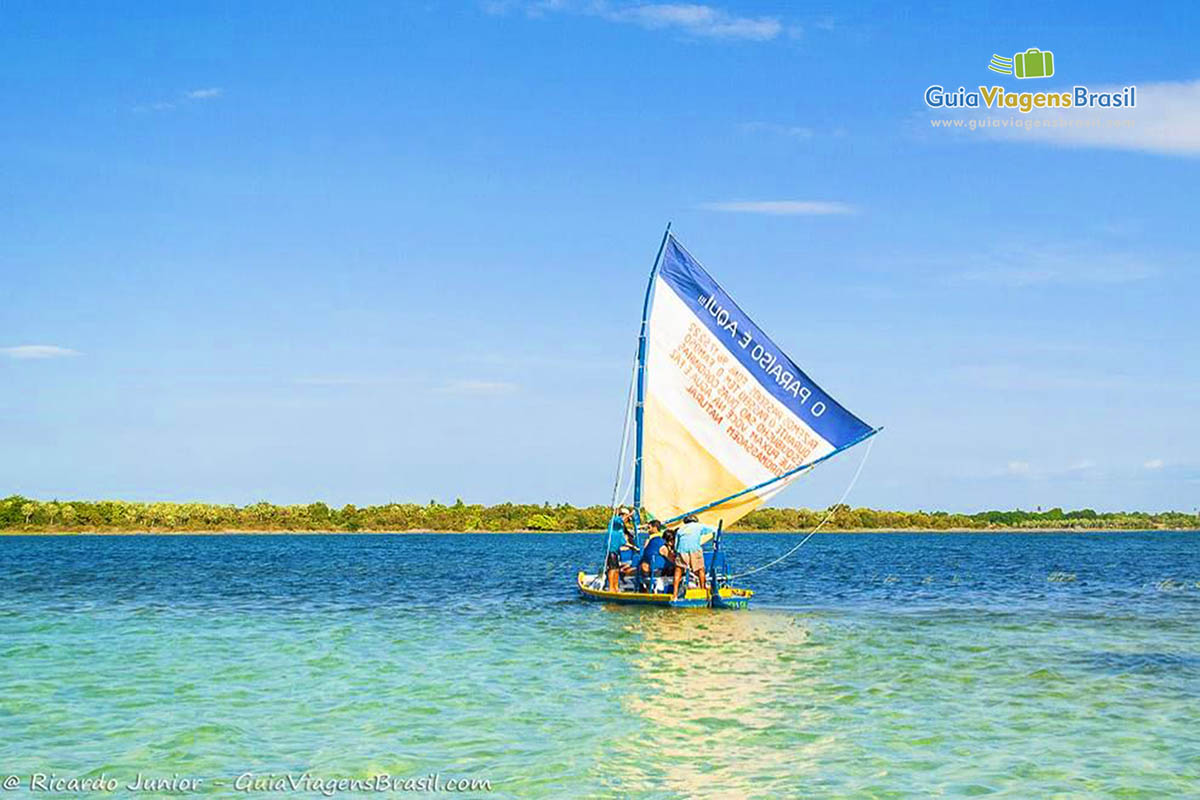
left=643, top=392, right=809, bottom=528
left=642, top=391, right=746, bottom=524
left=692, top=471, right=811, bottom=528
left=688, top=492, right=766, bottom=529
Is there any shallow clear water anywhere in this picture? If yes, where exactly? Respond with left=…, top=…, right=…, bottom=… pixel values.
left=1, top=532, right=1197, bottom=798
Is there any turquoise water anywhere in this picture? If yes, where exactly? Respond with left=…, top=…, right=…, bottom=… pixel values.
left=1, top=532, right=1198, bottom=798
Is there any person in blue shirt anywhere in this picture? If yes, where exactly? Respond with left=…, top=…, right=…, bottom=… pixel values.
left=673, top=514, right=715, bottom=598
left=605, top=507, right=636, bottom=591
left=637, top=520, right=674, bottom=593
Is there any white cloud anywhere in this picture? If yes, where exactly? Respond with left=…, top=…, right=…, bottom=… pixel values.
left=608, top=3, right=780, bottom=40
left=1005, top=460, right=1032, bottom=476
left=1143, top=458, right=1165, bottom=470
left=461, top=351, right=623, bottom=370
left=439, top=380, right=518, bottom=395
left=964, top=79, right=1200, bottom=157
left=948, top=243, right=1158, bottom=287
left=491, top=1, right=782, bottom=41
left=954, top=363, right=1140, bottom=393
left=295, top=376, right=383, bottom=387
left=1, top=345, right=80, bottom=360
left=740, top=121, right=814, bottom=139
left=699, top=200, right=855, bottom=215
left=134, top=87, right=223, bottom=113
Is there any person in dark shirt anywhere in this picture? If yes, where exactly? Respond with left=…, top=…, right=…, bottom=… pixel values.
left=637, top=520, right=673, bottom=593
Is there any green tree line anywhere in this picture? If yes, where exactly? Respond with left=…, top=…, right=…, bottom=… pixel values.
left=1, top=496, right=1197, bottom=533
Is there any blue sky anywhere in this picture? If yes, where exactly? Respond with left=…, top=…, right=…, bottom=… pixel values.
left=2, top=1, right=1198, bottom=512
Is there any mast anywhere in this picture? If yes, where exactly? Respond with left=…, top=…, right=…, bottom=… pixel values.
left=632, top=222, right=672, bottom=537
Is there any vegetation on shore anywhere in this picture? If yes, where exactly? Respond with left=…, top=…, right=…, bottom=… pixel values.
left=2, top=496, right=1197, bottom=533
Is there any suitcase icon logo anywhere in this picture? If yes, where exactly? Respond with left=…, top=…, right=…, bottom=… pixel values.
left=988, top=48, right=1055, bottom=79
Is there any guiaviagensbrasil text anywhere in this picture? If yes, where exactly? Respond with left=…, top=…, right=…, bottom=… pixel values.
left=925, top=85, right=1135, bottom=114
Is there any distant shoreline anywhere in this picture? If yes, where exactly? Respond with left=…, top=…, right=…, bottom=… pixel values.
left=3, top=528, right=1197, bottom=536
left=7, top=497, right=1195, bottom=534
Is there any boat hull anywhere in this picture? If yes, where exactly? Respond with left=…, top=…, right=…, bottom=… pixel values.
left=576, top=572, right=752, bottom=609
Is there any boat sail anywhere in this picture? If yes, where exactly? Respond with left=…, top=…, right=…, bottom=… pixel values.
left=578, top=226, right=878, bottom=608
left=639, top=233, right=876, bottom=529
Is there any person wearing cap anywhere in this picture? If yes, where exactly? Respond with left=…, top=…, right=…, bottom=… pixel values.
left=605, top=507, right=635, bottom=591
left=673, top=514, right=716, bottom=598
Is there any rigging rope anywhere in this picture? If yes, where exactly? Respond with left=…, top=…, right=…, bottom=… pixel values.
left=608, top=361, right=638, bottom=512
left=727, top=435, right=876, bottom=580
left=601, top=358, right=639, bottom=573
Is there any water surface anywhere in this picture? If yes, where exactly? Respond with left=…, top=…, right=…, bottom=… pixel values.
left=1, top=532, right=1197, bottom=797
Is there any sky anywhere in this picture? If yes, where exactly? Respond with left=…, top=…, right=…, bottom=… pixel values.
left=2, top=1, right=1198, bottom=513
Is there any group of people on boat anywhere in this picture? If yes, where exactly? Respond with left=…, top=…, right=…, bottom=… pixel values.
left=604, top=506, right=715, bottom=598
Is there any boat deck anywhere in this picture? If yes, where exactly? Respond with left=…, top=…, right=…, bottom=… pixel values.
left=576, top=572, right=752, bottom=609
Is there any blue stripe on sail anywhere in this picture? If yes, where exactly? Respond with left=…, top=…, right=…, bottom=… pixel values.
left=656, top=236, right=873, bottom=449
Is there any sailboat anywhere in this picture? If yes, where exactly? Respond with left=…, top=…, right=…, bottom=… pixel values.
left=577, top=226, right=879, bottom=608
